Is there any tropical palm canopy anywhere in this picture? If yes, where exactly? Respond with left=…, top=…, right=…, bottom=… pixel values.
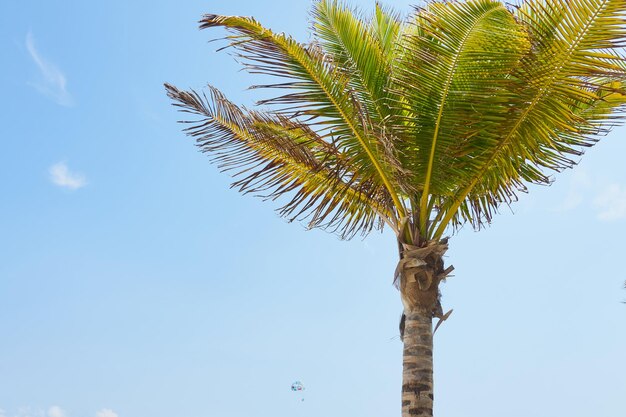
left=166, top=0, right=626, bottom=416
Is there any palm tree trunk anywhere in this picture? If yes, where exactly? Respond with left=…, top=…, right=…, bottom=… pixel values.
left=402, top=310, right=434, bottom=417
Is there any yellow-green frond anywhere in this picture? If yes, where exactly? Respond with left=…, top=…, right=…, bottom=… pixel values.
left=312, top=0, right=395, bottom=124
left=394, top=0, right=530, bottom=236
left=432, top=0, right=626, bottom=239
left=200, top=13, right=408, bottom=220
left=372, top=2, right=403, bottom=62
left=165, top=83, right=394, bottom=238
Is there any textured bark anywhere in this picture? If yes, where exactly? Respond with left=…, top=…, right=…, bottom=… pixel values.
left=396, top=235, right=452, bottom=417
left=402, top=311, right=434, bottom=417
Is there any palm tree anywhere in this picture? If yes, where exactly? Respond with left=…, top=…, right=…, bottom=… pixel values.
left=165, top=0, right=626, bottom=415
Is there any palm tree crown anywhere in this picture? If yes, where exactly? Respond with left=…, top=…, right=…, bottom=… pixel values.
left=167, top=0, right=626, bottom=245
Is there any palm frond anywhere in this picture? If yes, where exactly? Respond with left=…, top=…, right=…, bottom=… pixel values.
left=393, top=0, right=530, bottom=235
left=431, top=0, right=626, bottom=240
left=200, top=13, right=408, bottom=220
left=312, top=0, right=398, bottom=124
left=372, top=2, right=403, bottom=62
left=165, top=83, right=393, bottom=238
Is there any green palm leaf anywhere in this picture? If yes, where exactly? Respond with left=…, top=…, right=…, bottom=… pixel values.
left=165, top=83, right=392, bottom=237
left=200, top=14, right=408, bottom=220
left=393, top=0, right=531, bottom=235
left=432, top=0, right=626, bottom=239
left=371, top=2, right=402, bottom=62
left=312, top=0, right=399, bottom=124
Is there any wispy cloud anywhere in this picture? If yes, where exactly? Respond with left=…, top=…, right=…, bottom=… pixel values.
left=593, top=183, right=626, bottom=221
left=0, top=407, right=117, bottom=417
left=553, top=169, right=592, bottom=212
left=95, top=410, right=118, bottom=417
left=49, top=162, right=87, bottom=190
left=13, top=406, right=45, bottom=417
left=26, top=31, right=73, bottom=106
left=46, top=407, right=66, bottom=417
left=551, top=169, right=626, bottom=221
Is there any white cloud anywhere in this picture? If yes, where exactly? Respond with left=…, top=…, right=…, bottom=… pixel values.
left=553, top=169, right=592, bottom=212
left=26, top=31, right=73, bottom=106
left=15, top=407, right=44, bottom=417
left=0, top=407, right=117, bottom=417
left=95, top=409, right=118, bottom=417
left=593, top=183, right=626, bottom=221
left=551, top=170, right=626, bottom=221
left=47, top=406, right=66, bottom=417
left=49, top=161, right=87, bottom=190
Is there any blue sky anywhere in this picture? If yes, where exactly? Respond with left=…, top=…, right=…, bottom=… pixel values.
left=1, top=1, right=625, bottom=417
